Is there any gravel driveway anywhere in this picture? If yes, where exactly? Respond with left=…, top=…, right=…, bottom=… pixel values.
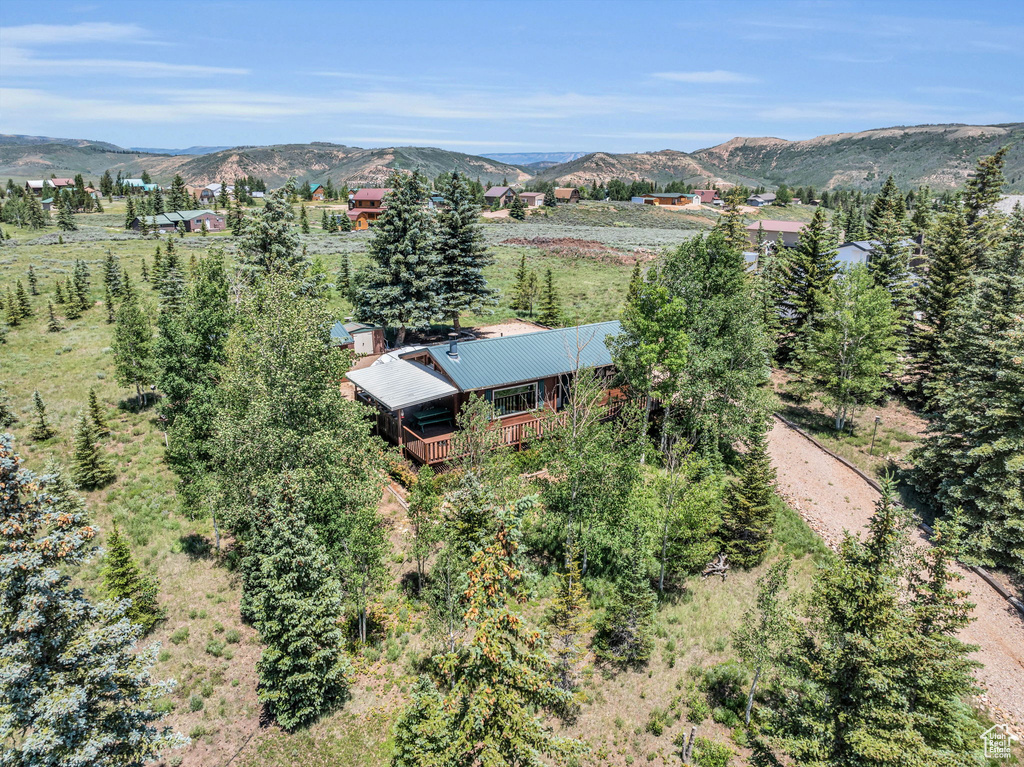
left=767, top=418, right=1024, bottom=731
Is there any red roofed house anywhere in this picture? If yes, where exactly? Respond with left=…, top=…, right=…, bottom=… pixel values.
left=693, top=189, right=721, bottom=205
left=348, top=188, right=392, bottom=230
left=745, top=220, right=807, bottom=248
left=49, top=178, right=75, bottom=190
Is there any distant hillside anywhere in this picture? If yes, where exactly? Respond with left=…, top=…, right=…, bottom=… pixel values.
left=691, top=123, right=1024, bottom=191
left=534, top=150, right=735, bottom=187
left=482, top=151, right=589, bottom=165
left=0, top=140, right=188, bottom=183
left=0, top=134, right=126, bottom=152
left=130, top=145, right=233, bottom=156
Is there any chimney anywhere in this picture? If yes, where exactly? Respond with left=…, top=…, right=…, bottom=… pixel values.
left=447, top=333, right=459, bottom=359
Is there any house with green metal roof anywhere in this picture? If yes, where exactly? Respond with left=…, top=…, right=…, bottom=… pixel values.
left=346, top=321, right=626, bottom=465
left=130, top=209, right=226, bottom=234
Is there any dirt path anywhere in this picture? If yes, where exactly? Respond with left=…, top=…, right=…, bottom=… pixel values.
left=766, top=418, right=1024, bottom=730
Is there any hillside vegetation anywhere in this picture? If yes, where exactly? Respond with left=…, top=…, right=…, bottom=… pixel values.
left=3, top=121, right=1022, bottom=194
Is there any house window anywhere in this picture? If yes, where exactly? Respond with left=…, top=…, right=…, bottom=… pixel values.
left=491, top=383, right=538, bottom=417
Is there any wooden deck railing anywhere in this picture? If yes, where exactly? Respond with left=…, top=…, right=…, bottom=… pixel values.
left=401, top=395, right=628, bottom=465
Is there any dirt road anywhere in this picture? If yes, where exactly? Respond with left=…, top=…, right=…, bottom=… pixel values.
left=766, top=418, right=1024, bottom=730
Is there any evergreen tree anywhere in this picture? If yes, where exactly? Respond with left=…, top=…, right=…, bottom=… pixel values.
left=64, top=288, right=81, bottom=320
left=73, top=258, right=91, bottom=310
left=910, top=185, right=933, bottom=241
left=435, top=171, right=494, bottom=330
left=963, top=146, right=1008, bottom=266
left=151, top=245, right=165, bottom=293
left=510, top=253, right=530, bottom=313
left=0, top=387, right=16, bottom=429
left=713, top=195, right=748, bottom=253
left=299, top=204, right=310, bottom=234
left=27, top=264, right=38, bottom=295
left=15, top=279, right=32, bottom=317
left=152, top=185, right=165, bottom=215
left=0, top=437, right=185, bottom=765
left=140, top=257, right=150, bottom=283
left=913, top=202, right=972, bottom=393
left=398, top=498, right=586, bottom=765
left=88, top=386, right=110, bottom=435
left=781, top=206, right=839, bottom=352
left=337, top=252, right=353, bottom=300
left=105, top=286, right=116, bottom=324
left=594, top=522, right=656, bottom=666
left=337, top=209, right=353, bottom=232
left=537, top=268, right=561, bottom=326
left=357, top=172, right=439, bottom=345
left=508, top=192, right=526, bottom=220
left=25, top=192, right=47, bottom=229
left=798, top=265, right=899, bottom=431
left=237, top=187, right=304, bottom=277
left=71, top=412, right=115, bottom=490
left=720, top=429, right=775, bottom=568
left=4, top=287, right=19, bottom=327
left=392, top=678, right=453, bottom=766
left=168, top=174, right=188, bottom=212
left=54, top=278, right=66, bottom=304
left=29, top=390, right=55, bottom=440
left=867, top=175, right=907, bottom=237
left=101, top=523, right=161, bottom=632
left=544, top=188, right=557, bottom=207
left=320, top=209, right=329, bottom=231
left=124, top=195, right=136, bottom=229
left=843, top=205, right=868, bottom=241
left=911, top=204, right=1024, bottom=574
left=249, top=484, right=351, bottom=730
left=546, top=545, right=589, bottom=708
left=46, top=300, right=62, bottom=332
left=762, top=480, right=984, bottom=765
left=112, top=291, right=156, bottom=408
left=868, top=205, right=914, bottom=331
left=104, top=249, right=124, bottom=296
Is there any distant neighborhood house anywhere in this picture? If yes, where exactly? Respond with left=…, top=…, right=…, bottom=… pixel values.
left=745, top=219, right=807, bottom=248
left=553, top=187, right=581, bottom=203
left=25, top=178, right=75, bottom=195
left=634, top=192, right=697, bottom=206
left=693, top=189, right=722, bottom=205
left=484, top=186, right=517, bottom=208
left=199, top=183, right=233, bottom=203
left=347, top=188, right=392, bottom=230
left=130, top=209, right=225, bottom=233
left=346, top=322, right=626, bottom=465
left=746, top=192, right=776, bottom=207
left=310, top=183, right=325, bottom=201
left=518, top=192, right=545, bottom=207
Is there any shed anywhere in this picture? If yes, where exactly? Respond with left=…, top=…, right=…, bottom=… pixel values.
left=330, top=321, right=386, bottom=355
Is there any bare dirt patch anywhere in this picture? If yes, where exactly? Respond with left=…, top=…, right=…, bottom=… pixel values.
left=767, top=418, right=1024, bottom=732
left=472, top=319, right=548, bottom=339
left=499, top=236, right=656, bottom=265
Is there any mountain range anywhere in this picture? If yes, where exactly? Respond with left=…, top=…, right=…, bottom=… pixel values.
left=2, top=123, right=1021, bottom=192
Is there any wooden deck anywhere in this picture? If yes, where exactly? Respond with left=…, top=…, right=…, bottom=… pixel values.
left=399, top=397, right=626, bottom=466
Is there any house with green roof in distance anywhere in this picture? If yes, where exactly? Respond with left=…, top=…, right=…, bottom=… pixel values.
left=129, top=209, right=225, bottom=234
left=346, top=321, right=626, bottom=465
left=310, top=183, right=325, bottom=201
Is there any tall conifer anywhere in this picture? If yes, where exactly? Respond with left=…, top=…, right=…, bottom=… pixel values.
left=29, top=390, right=54, bottom=440
left=435, top=171, right=494, bottom=330
left=720, top=430, right=775, bottom=568
left=101, top=524, right=161, bottom=631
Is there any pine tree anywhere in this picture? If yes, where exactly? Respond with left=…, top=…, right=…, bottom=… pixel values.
left=868, top=205, right=914, bottom=331
left=538, top=268, right=561, bottom=326
left=168, top=174, right=188, bottom=212
left=546, top=545, right=589, bottom=708
left=320, top=209, right=329, bottom=231
left=0, top=437, right=186, bottom=765
left=401, top=498, right=586, bottom=765
left=56, top=191, right=78, bottom=231
left=720, top=430, right=775, bottom=568
left=237, top=186, right=304, bottom=277
left=337, top=252, right=352, bottom=300
left=71, top=412, right=114, bottom=489
left=510, top=253, right=530, bottom=313
left=867, top=175, right=907, bottom=237
left=764, top=480, right=984, bottom=765
left=124, top=195, right=136, bottom=229
left=27, top=264, right=38, bottom=295
left=54, top=278, right=66, bottom=304
left=508, top=192, right=526, bottom=220
left=337, top=209, right=353, bottom=232
left=909, top=185, right=933, bottom=241
left=152, top=244, right=165, bottom=293
left=249, top=485, right=351, bottom=730
left=913, top=202, right=972, bottom=393
left=29, top=390, right=55, bottom=440
left=843, top=205, right=869, bottom=241
left=73, top=258, right=91, bottom=310
left=104, top=249, right=123, bottom=296
left=64, top=286, right=81, bottom=320
left=299, top=204, right=310, bottom=233
left=158, top=247, right=185, bottom=314
left=88, top=386, right=110, bottom=435
left=0, top=387, right=17, bottom=428
left=47, top=300, right=62, bottom=332
left=594, top=523, right=656, bottom=666
left=392, top=677, right=453, bottom=766
left=25, top=192, right=47, bottom=229
left=781, top=207, right=839, bottom=355
left=963, top=146, right=1008, bottom=266
left=112, top=291, right=156, bottom=408
left=714, top=196, right=748, bottom=253
left=544, top=188, right=557, bottom=207
left=358, top=172, right=439, bottom=345
left=100, top=523, right=161, bottom=632
left=104, top=286, right=116, bottom=323
left=4, top=287, right=19, bottom=327
left=435, top=171, right=494, bottom=330
left=15, top=279, right=32, bottom=317
left=911, top=203, right=1024, bottom=574
left=140, top=257, right=150, bottom=283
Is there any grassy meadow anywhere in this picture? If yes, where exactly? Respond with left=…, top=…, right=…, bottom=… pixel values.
left=1, top=202, right=836, bottom=767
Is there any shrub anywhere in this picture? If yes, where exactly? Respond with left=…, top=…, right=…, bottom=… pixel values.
left=385, top=640, right=401, bottom=663
left=388, top=459, right=417, bottom=489
left=205, top=638, right=226, bottom=657
left=701, top=661, right=748, bottom=717
left=200, top=680, right=214, bottom=698
left=712, top=706, right=741, bottom=727
left=645, top=707, right=670, bottom=736
left=169, top=626, right=189, bottom=645
left=686, top=692, right=710, bottom=724
left=693, top=737, right=733, bottom=767
left=189, top=695, right=204, bottom=712
left=158, top=649, right=171, bottom=662
left=225, top=628, right=241, bottom=644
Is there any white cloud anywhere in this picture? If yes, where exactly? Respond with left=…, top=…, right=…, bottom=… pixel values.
left=1, top=47, right=248, bottom=77
left=651, top=70, right=757, bottom=84
left=0, top=22, right=147, bottom=45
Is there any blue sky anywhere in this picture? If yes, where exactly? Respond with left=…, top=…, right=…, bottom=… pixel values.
left=1, top=0, right=1022, bottom=154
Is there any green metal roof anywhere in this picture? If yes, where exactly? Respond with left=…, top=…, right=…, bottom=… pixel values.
left=140, top=210, right=216, bottom=225
left=426, top=321, right=621, bottom=391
